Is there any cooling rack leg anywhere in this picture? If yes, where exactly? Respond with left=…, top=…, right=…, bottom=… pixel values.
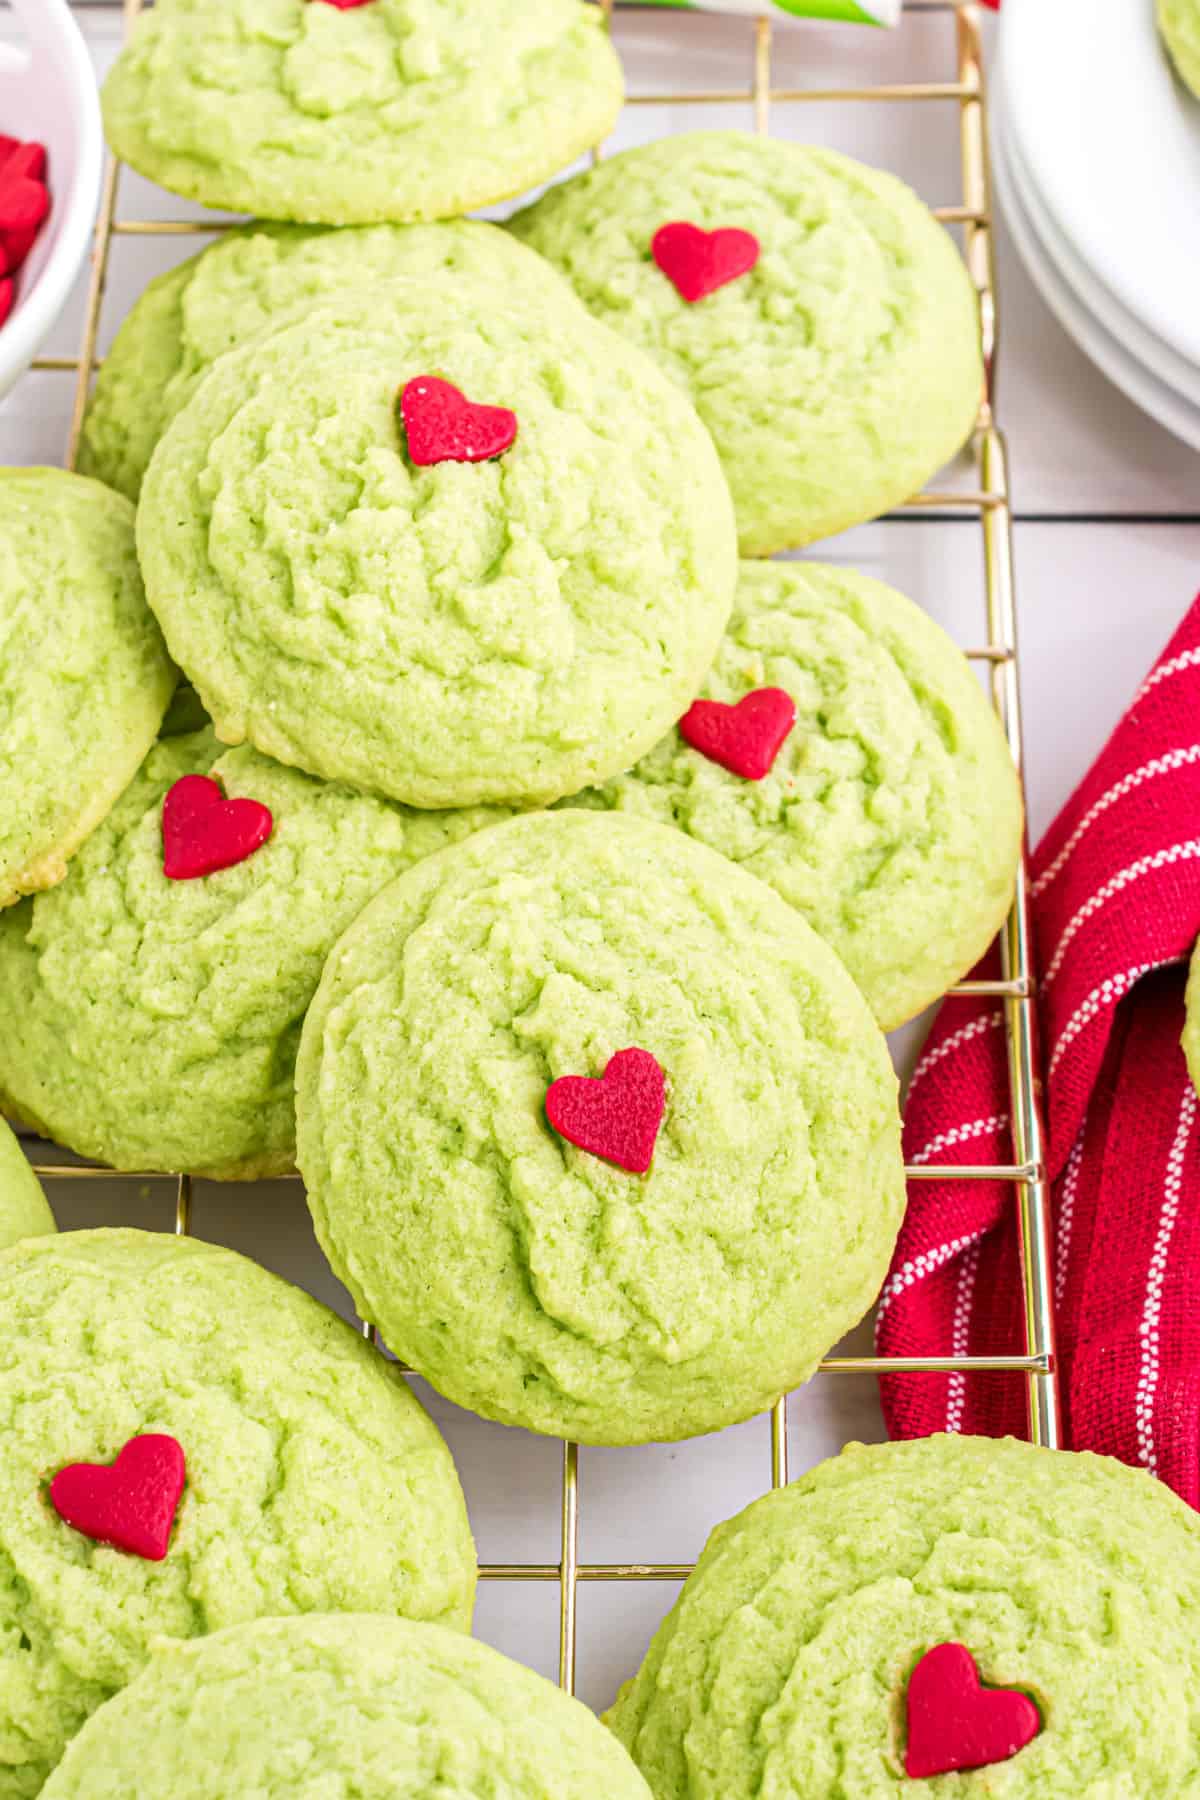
left=770, top=1396, right=789, bottom=1488
left=981, top=425, right=1061, bottom=1450
left=65, top=0, right=144, bottom=469
left=65, top=153, right=119, bottom=471
left=956, top=6, right=996, bottom=407
left=558, top=1441, right=580, bottom=1692
left=953, top=0, right=1061, bottom=1451
left=173, top=1174, right=192, bottom=1237
left=753, top=17, right=772, bottom=136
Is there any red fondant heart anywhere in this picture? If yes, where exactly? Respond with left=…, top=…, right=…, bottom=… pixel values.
left=546, top=1047, right=665, bottom=1175
left=1, top=142, right=46, bottom=185
left=0, top=279, right=12, bottom=330
left=400, top=377, right=518, bottom=467
left=0, top=142, right=48, bottom=287
left=651, top=221, right=760, bottom=303
left=905, top=1643, right=1041, bottom=1779
left=1, top=223, right=37, bottom=277
left=50, top=1434, right=186, bottom=1562
left=162, top=774, right=273, bottom=881
left=0, top=175, right=48, bottom=237
left=679, top=687, right=796, bottom=781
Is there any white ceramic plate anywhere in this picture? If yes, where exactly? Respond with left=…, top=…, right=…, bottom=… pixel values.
left=991, top=105, right=1200, bottom=451
left=997, top=69, right=1200, bottom=411
left=0, top=0, right=102, bottom=401
left=999, top=0, right=1200, bottom=374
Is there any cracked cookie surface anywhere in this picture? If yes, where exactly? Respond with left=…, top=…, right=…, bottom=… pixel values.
left=40, top=1615, right=651, bottom=1800
left=0, top=1229, right=475, bottom=1800
left=296, top=810, right=904, bottom=1444
left=78, top=219, right=580, bottom=504
left=609, top=1433, right=1200, bottom=1797
left=563, top=560, right=1022, bottom=1030
left=137, top=287, right=737, bottom=809
left=0, top=470, right=175, bottom=911
left=512, top=131, right=983, bottom=554
left=0, top=729, right=504, bottom=1177
left=101, top=0, right=623, bottom=225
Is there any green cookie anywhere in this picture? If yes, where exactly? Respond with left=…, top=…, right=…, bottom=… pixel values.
left=1160, top=0, right=1200, bottom=95
left=100, top=0, right=623, bottom=226
left=511, top=131, right=983, bottom=555
left=0, top=1119, right=53, bottom=1251
left=78, top=219, right=580, bottom=504
left=609, top=1433, right=1200, bottom=1798
left=0, top=1229, right=475, bottom=1800
left=563, top=561, right=1022, bottom=1030
left=40, top=1615, right=652, bottom=1800
left=137, top=286, right=737, bottom=809
left=296, top=811, right=905, bottom=1445
left=0, top=728, right=504, bottom=1178
left=1183, top=938, right=1200, bottom=1097
left=0, top=470, right=176, bottom=910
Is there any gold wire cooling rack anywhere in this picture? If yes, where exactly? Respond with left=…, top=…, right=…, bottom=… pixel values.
left=22, top=0, right=1060, bottom=1699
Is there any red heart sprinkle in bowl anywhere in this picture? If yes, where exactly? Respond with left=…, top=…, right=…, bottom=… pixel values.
left=50, top=1434, right=186, bottom=1562
left=162, top=774, right=273, bottom=881
left=2, top=141, right=46, bottom=184
left=651, top=221, right=760, bottom=303
left=0, top=137, right=49, bottom=296
left=0, top=178, right=48, bottom=240
left=400, top=377, right=518, bottom=467
left=546, top=1048, right=666, bottom=1175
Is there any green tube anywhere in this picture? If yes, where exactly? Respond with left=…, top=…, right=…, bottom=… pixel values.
left=621, top=0, right=900, bottom=24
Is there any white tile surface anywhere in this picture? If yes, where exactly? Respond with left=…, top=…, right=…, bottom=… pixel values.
left=4, top=0, right=1199, bottom=1711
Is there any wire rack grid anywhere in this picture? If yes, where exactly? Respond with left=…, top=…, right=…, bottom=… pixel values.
left=22, top=0, right=1059, bottom=1702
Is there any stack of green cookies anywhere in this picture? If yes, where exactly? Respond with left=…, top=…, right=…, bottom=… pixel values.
left=2, top=0, right=1022, bottom=1464
left=0, top=4, right=1043, bottom=1792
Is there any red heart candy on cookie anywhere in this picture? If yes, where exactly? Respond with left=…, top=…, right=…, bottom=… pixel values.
left=679, top=687, right=796, bottom=781
left=0, top=279, right=12, bottom=329
left=400, top=376, right=518, bottom=467
left=308, top=0, right=376, bottom=8
left=162, top=774, right=273, bottom=881
left=50, top=1434, right=186, bottom=1562
left=546, top=1047, right=666, bottom=1175
left=905, top=1643, right=1041, bottom=1779
left=651, top=221, right=760, bottom=303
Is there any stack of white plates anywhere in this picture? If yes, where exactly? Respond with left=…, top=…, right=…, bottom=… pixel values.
left=993, top=0, right=1200, bottom=450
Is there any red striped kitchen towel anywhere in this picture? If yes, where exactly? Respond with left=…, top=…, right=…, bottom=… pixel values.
left=878, top=594, right=1200, bottom=1505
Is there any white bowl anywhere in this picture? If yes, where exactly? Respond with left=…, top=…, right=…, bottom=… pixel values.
left=0, top=0, right=102, bottom=403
